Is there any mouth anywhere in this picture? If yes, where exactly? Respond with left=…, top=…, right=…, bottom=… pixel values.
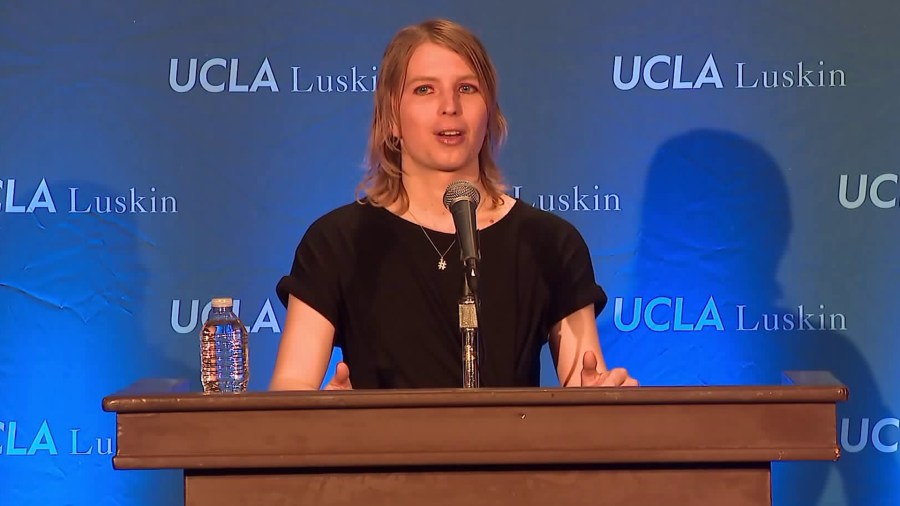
left=435, top=130, right=466, bottom=145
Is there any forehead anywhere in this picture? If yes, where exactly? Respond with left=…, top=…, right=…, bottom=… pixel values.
left=405, top=41, right=477, bottom=80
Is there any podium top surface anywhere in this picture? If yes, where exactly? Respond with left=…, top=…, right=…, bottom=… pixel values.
left=102, top=371, right=847, bottom=414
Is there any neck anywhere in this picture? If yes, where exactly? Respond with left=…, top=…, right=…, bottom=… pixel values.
left=402, top=168, right=485, bottom=217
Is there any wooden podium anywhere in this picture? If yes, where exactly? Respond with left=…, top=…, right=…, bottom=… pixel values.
left=102, top=372, right=846, bottom=506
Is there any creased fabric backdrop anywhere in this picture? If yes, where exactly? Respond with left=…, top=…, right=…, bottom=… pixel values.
left=0, top=2, right=898, bottom=505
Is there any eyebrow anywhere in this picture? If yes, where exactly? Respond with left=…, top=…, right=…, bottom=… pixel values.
left=406, top=74, right=480, bottom=86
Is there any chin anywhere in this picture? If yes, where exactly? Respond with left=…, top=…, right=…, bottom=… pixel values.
left=437, top=166, right=476, bottom=176
left=434, top=158, right=479, bottom=173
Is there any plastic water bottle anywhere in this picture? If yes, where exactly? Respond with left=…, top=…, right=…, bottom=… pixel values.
left=200, top=297, right=249, bottom=393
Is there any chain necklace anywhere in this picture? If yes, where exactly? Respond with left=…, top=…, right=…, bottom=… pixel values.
left=406, top=209, right=457, bottom=270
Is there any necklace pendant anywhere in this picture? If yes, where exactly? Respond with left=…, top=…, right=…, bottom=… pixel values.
left=437, top=258, right=447, bottom=270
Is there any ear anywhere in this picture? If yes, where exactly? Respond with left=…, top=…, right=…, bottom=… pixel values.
left=390, top=121, right=400, bottom=139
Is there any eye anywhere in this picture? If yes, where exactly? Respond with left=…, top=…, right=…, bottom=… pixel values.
left=459, top=83, right=479, bottom=93
left=413, top=84, right=432, bottom=95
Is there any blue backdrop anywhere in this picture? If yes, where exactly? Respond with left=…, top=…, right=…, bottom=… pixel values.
left=1, top=2, right=898, bottom=505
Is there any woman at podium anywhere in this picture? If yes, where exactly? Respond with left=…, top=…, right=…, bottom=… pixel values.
left=270, top=19, right=637, bottom=391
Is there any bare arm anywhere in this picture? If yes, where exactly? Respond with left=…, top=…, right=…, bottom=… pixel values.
left=548, top=304, right=607, bottom=387
left=548, top=303, right=637, bottom=387
left=269, top=294, right=336, bottom=390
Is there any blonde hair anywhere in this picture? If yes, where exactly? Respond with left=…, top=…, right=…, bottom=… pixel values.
left=357, top=19, right=508, bottom=212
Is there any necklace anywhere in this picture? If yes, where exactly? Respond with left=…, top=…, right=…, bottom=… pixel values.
left=407, top=209, right=456, bottom=270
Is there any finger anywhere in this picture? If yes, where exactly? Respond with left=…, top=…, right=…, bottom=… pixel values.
left=326, top=362, right=353, bottom=390
left=600, top=367, right=629, bottom=387
left=582, top=350, right=598, bottom=371
left=334, top=362, right=352, bottom=388
left=580, top=351, right=602, bottom=386
left=622, top=377, right=639, bottom=387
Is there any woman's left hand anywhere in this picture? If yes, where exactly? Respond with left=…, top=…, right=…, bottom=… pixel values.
left=580, top=350, right=639, bottom=387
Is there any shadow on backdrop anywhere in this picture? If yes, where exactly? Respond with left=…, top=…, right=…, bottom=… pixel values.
left=634, top=130, right=895, bottom=506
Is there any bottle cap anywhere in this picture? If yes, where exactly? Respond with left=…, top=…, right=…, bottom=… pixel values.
left=211, top=297, right=233, bottom=308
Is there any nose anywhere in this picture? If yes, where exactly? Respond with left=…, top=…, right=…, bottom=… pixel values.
left=440, top=91, right=460, bottom=116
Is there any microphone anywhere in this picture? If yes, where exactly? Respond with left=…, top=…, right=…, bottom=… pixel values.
left=443, top=180, right=481, bottom=294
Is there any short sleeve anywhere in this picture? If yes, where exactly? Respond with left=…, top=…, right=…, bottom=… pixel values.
left=275, top=218, right=343, bottom=329
left=548, top=222, right=608, bottom=323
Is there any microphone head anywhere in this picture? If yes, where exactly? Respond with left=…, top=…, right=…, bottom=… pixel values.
left=443, top=180, right=481, bottom=210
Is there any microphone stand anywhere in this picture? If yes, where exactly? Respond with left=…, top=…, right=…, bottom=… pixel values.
left=459, top=267, right=480, bottom=389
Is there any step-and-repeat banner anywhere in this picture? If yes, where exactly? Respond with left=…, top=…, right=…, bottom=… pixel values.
left=1, top=2, right=897, bottom=505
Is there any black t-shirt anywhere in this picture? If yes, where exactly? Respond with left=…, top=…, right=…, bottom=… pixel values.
left=276, top=199, right=607, bottom=389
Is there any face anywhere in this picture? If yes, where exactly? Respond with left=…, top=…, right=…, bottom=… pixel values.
left=394, top=42, right=488, bottom=177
